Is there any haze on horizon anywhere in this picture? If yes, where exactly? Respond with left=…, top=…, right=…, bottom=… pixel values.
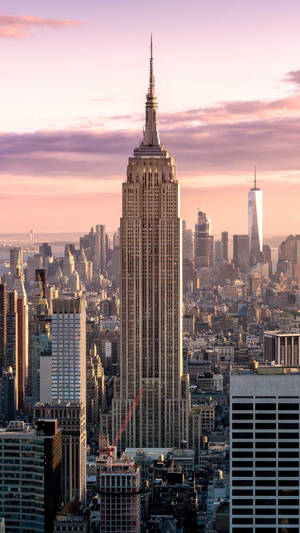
left=1, top=0, right=300, bottom=236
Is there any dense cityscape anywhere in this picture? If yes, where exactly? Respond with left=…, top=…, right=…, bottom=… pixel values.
left=1, top=6, right=300, bottom=533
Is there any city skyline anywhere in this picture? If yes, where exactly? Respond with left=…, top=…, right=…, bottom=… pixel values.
left=1, top=0, right=300, bottom=234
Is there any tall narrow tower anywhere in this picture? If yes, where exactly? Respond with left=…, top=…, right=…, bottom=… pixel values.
left=111, top=38, right=190, bottom=449
left=248, top=167, right=263, bottom=266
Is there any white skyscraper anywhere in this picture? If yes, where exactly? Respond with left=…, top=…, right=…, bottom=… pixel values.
left=248, top=168, right=263, bottom=266
left=50, top=297, right=86, bottom=404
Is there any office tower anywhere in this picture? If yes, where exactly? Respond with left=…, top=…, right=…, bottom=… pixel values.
left=221, top=231, right=229, bottom=262
left=0, top=419, right=62, bottom=533
left=36, top=419, right=63, bottom=533
left=99, top=458, right=141, bottom=533
left=264, top=331, right=300, bottom=366
left=248, top=169, right=263, bottom=266
left=263, top=243, right=272, bottom=276
left=86, top=345, right=105, bottom=442
left=80, top=227, right=96, bottom=262
left=278, top=234, right=300, bottom=283
left=215, top=240, right=223, bottom=263
left=263, top=244, right=271, bottom=264
left=182, top=220, right=193, bottom=261
left=34, top=402, right=86, bottom=504
left=194, top=210, right=214, bottom=268
left=233, top=234, right=249, bottom=272
left=111, top=244, right=120, bottom=285
left=13, top=267, right=28, bottom=411
left=51, top=297, right=86, bottom=404
left=10, top=247, right=23, bottom=276
left=95, top=224, right=107, bottom=273
left=32, top=297, right=51, bottom=405
left=110, top=39, right=190, bottom=449
left=98, top=328, right=120, bottom=375
left=26, top=254, right=43, bottom=283
left=63, top=247, right=75, bottom=279
left=183, top=259, right=198, bottom=294
left=77, top=247, right=88, bottom=282
left=0, top=283, right=7, bottom=375
left=278, top=234, right=300, bottom=265
left=36, top=268, right=47, bottom=299
left=1, top=366, right=17, bottom=422
left=113, top=228, right=120, bottom=248
left=39, top=242, right=52, bottom=259
left=6, top=291, right=18, bottom=410
left=230, top=366, right=300, bottom=532
left=70, top=270, right=80, bottom=291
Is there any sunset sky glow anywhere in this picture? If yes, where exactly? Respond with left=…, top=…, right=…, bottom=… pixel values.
left=1, top=0, right=300, bottom=235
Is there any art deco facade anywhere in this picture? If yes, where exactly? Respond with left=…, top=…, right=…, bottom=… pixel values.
left=248, top=172, right=263, bottom=266
left=111, top=40, right=190, bottom=449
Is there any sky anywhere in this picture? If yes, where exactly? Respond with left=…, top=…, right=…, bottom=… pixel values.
left=1, top=0, right=300, bottom=236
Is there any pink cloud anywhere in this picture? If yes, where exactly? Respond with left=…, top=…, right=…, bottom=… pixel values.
left=0, top=14, right=80, bottom=38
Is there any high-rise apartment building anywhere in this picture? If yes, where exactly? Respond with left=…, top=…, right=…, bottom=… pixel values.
left=248, top=171, right=263, bottom=266
left=0, top=419, right=62, bottom=533
left=194, top=210, right=214, bottom=268
left=230, top=366, right=300, bottom=532
left=51, top=297, right=86, bottom=404
left=34, top=402, right=86, bottom=504
left=111, top=39, right=190, bottom=449
left=233, top=235, right=249, bottom=272
left=264, top=331, right=300, bottom=366
left=99, top=458, right=141, bottom=533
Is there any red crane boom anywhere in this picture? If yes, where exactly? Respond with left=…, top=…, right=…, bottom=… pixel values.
left=112, top=387, right=144, bottom=448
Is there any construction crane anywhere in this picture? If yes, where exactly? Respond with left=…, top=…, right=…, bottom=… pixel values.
left=99, top=386, right=144, bottom=457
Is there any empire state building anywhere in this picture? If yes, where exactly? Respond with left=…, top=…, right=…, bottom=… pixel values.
left=111, top=39, right=190, bottom=449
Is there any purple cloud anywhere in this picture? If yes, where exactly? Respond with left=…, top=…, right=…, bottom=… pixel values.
left=285, top=70, right=300, bottom=86
left=1, top=115, right=300, bottom=179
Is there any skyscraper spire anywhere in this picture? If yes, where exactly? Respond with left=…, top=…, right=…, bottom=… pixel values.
left=149, top=33, right=155, bottom=95
left=142, top=35, right=160, bottom=149
left=249, top=164, right=263, bottom=265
